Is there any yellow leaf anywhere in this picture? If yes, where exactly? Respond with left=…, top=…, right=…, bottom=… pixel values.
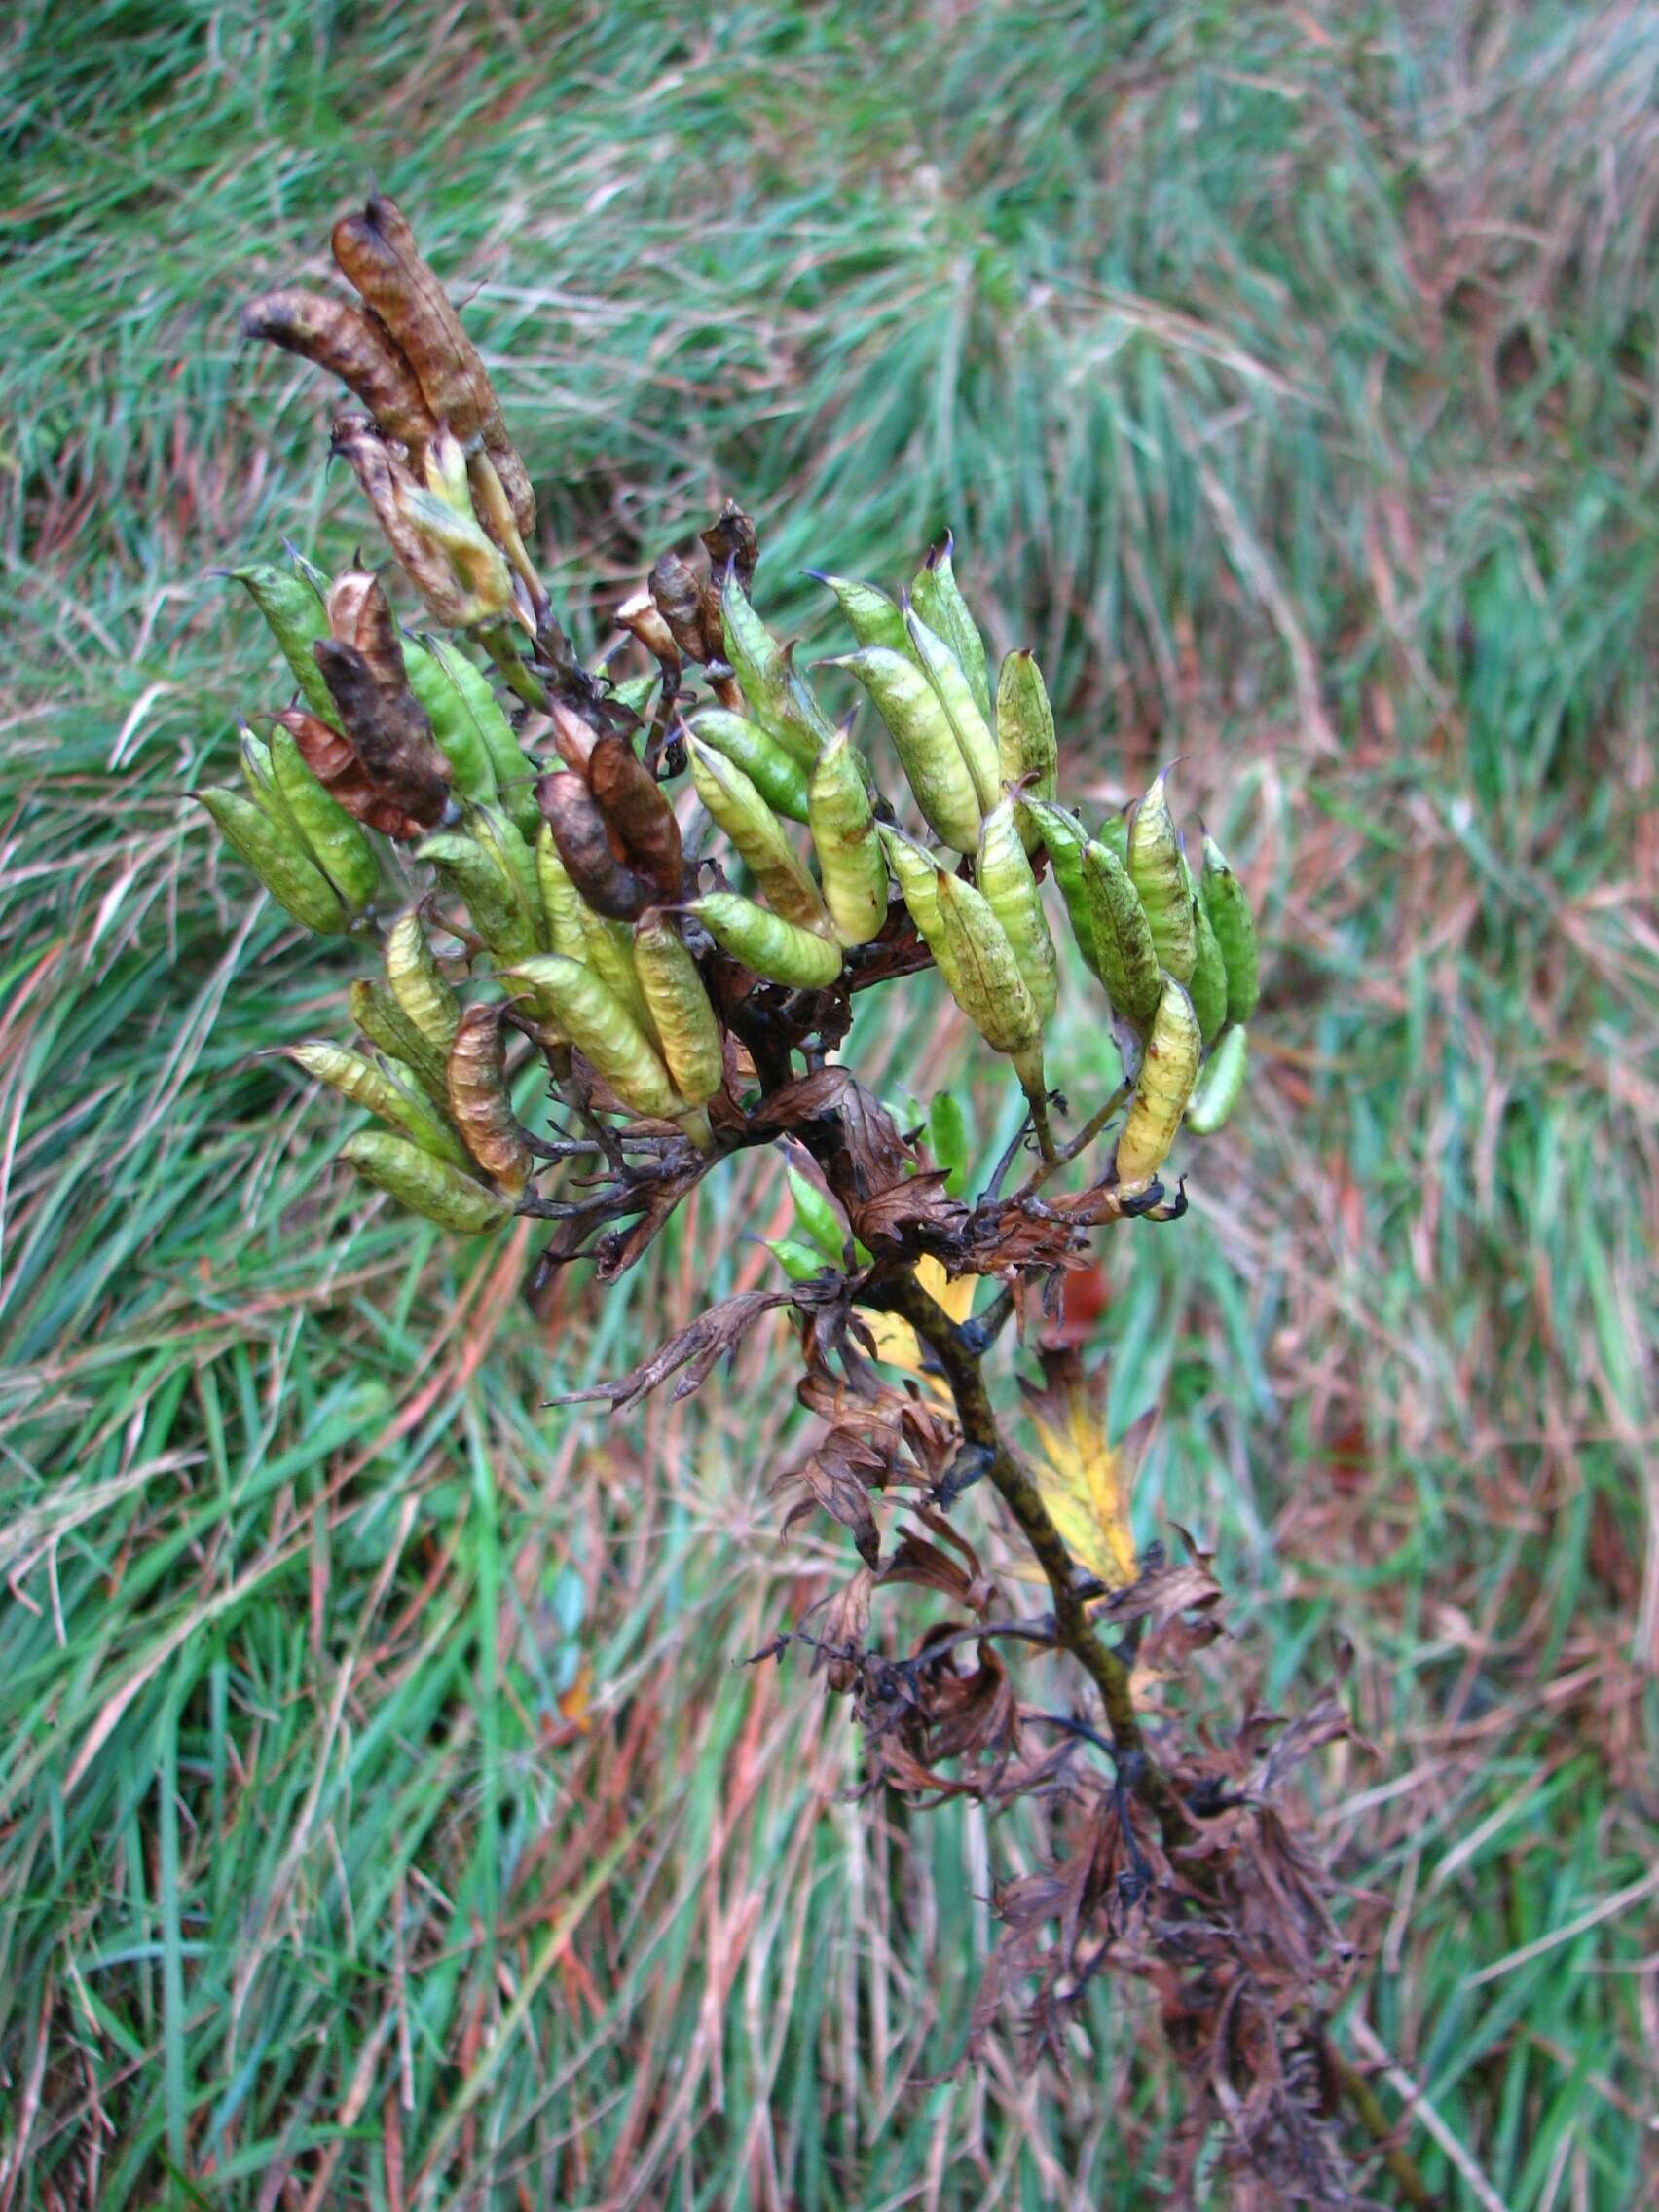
left=863, top=1256, right=976, bottom=1390
left=1019, top=1347, right=1153, bottom=1593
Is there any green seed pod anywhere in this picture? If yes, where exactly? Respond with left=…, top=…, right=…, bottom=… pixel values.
left=686, top=735, right=830, bottom=932
left=767, top=1235, right=835, bottom=1284
left=878, top=828, right=952, bottom=978
left=289, top=1041, right=471, bottom=1167
left=609, top=673, right=659, bottom=718
left=1127, top=771, right=1195, bottom=983
left=349, top=977, right=450, bottom=1107
left=808, top=729, right=887, bottom=946
left=502, top=954, right=682, bottom=1120
left=418, top=830, right=537, bottom=963
left=579, top=911, right=654, bottom=1038
left=1114, top=977, right=1201, bottom=1196
left=340, top=1130, right=513, bottom=1233
left=399, top=635, right=498, bottom=806
left=535, top=826, right=589, bottom=960
left=1021, top=798, right=1097, bottom=977
left=995, top=651, right=1058, bottom=827
left=196, top=788, right=349, bottom=936
left=633, top=911, right=724, bottom=1108
left=787, top=1164, right=847, bottom=1263
left=830, top=647, right=983, bottom=854
left=910, top=535, right=992, bottom=724
left=720, top=572, right=834, bottom=769
left=231, top=563, right=337, bottom=724
left=239, top=725, right=283, bottom=814
left=1200, top=833, right=1260, bottom=1025
left=686, top=710, right=811, bottom=823
left=1185, top=1022, right=1248, bottom=1135
left=268, top=723, right=381, bottom=914
left=903, top=603, right=1000, bottom=815
left=424, top=637, right=539, bottom=838
left=808, top=571, right=909, bottom=654
left=933, top=869, right=1044, bottom=1097
left=385, top=911, right=461, bottom=1056
left=1081, top=839, right=1162, bottom=1031
left=446, top=1003, right=533, bottom=1197
left=1185, top=861, right=1228, bottom=1047
left=976, top=798, right=1057, bottom=1021
left=1098, top=806, right=1129, bottom=865
left=470, top=805, right=545, bottom=951
left=686, top=892, right=843, bottom=990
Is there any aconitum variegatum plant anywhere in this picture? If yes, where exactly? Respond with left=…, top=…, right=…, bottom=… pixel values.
left=203, top=199, right=1404, bottom=2207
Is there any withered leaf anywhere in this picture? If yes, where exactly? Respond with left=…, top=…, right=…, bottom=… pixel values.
left=778, top=1427, right=885, bottom=1568
left=698, top=501, right=758, bottom=592
left=550, top=1286, right=795, bottom=1411
left=852, top=1167, right=970, bottom=1253
left=809, top=1567, right=875, bottom=1691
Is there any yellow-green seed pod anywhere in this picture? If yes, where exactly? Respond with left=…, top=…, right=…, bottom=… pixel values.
left=933, top=869, right=1044, bottom=1097
left=239, top=726, right=283, bottom=816
left=1185, top=861, right=1228, bottom=1047
left=633, top=911, right=723, bottom=1107
left=808, top=729, right=887, bottom=946
left=385, top=910, right=461, bottom=1057
left=1200, top=832, right=1260, bottom=1025
left=686, top=892, right=843, bottom=990
left=686, top=735, right=830, bottom=933
left=830, top=647, right=983, bottom=854
left=976, top=798, right=1057, bottom=1021
left=349, top=977, right=450, bottom=1107
left=1114, top=977, right=1201, bottom=1196
left=503, top=954, right=682, bottom=1120
left=268, top=722, right=381, bottom=914
left=720, top=573, right=835, bottom=769
left=340, top=1130, right=513, bottom=1233
left=535, top=827, right=590, bottom=960
left=399, top=634, right=498, bottom=806
left=446, top=1002, right=533, bottom=1197
left=426, top=637, right=539, bottom=838
left=878, top=827, right=953, bottom=977
left=289, top=1041, right=471, bottom=1167
left=419, top=830, right=537, bottom=963
left=1127, top=772, right=1195, bottom=983
left=579, top=910, right=655, bottom=1039
left=995, top=651, right=1058, bottom=828
left=1185, top=1022, right=1248, bottom=1135
left=231, top=563, right=337, bottom=725
left=910, top=537, right=992, bottom=723
left=809, top=571, right=910, bottom=655
left=470, top=804, right=545, bottom=950
left=196, top=788, right=349, bottom=936
left=686, top=710, right=812, bottom=823
left=903, top=603, right=1000, bottom=815
left=1022, top=798, right=1097, bottom=977
left=1080, top=839, right=1162, bottom=1030
left=1098, top=807, right=1129, bottom=866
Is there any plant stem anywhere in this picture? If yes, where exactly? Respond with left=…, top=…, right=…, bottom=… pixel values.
left=1323, top=2036, right=1440, bottom=2210
left=1018, top=1078, right=1132, bottom=1198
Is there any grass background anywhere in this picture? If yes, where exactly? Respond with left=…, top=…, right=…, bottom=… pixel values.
left=3, top=0, right=1656, bottom=2203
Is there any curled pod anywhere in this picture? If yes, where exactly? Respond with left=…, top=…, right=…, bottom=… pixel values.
left=267, top=722, right=381, bottom=915
left=648, top=549, right=719, bottom=663
left=328, top=414, right=480, bottom=628
left=686, top=709, right=811, bottom=823
left=976, top=797, right=1057, bottom=1021
left=698, top=501, right=759, bottom=593
left=445, top=1003, right=533, bottom=1197
left=910, top=533, right=992, bottom=724
left=903, top=602, right=1000, bottom=815
left=534, top=826, right=589, bottom=960
left=1185, top=862, right=1229, bottom=1047
left=312, top=637, right=452, bottom=829
left=289, top=1041, right=469, bottom=1167
left=503, top=954, right=682, bottom=1121
left=1021, top=797, right=1097, bottom=977
left=827, top=646, right=983, bottom=854
left=350, top=978, right=450, bottom=1108
left=685, top=891, right=843, bottom=991
left=276, top=709, right=430, bottom=842
left=995, top=651, right=1058, bottom=824
left=589, top=731, right=684, bottom=900
left=1200, top=832, right=1260, bottom=1025
left=385, top=910, right=461, bottom=1055
left=240, top=288, right=435, bottom=448
left=535, top=771, right=656, bottom=920
left=808, top=728, right=887, bottom=946
left=230, top=563, right=337, bottom=725
left=324, top=567, right=407, bottom=693
left=633, top=911, right=724, bottom=1107
left=393, top=480, right=515, bottom=627
left=1081, top=838, right=1162, bottom=1032
left=614, top=586, right=682, bottom=674
left=933, top=869, right=1045, bottom=1095
left=1185, top=1022, right=1248, bottom=1135
left=340, top=1130, right=513, bottom=1234
left=1126, top=771, right=1196, bottom=983
left=686, top=736, right=828, bottom=932
left=418, top=831, right=538, bottom=962
left=1114, top=977, right=1201, bottom=1196
left=807, top=571, right=909, bottom=654
left=195, top=788, right=348, bottom=936
left=547, top=701, right=599, bottom=777
left=719, top=571, right=835, bottom=770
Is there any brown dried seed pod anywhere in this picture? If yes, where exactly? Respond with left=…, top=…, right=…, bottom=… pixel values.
left=325, top=567, right=408, bottom=693
left=330, top=414, right=476, bottom=626
left=479, top=435, right=536, bottom=541
left=535, top=772, right=656, bottom=920
left=588, top=731, right=683, bottom=897
left=615, top=588, right=682, bottom=674
left=240, top=288, right=436, bottom=448
left=548, top=700, right=600, bottom=777
left=647, top=551, right=718, bottom=662
left=276, top=710, right=432, bottom=841
left=313, top=639, right=452, bottom=828
left=331, top=195, right=506, bottom=452
left=698, top=501, right=758, bottom=593
left=446, top=1003, right=533, bottom=1198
